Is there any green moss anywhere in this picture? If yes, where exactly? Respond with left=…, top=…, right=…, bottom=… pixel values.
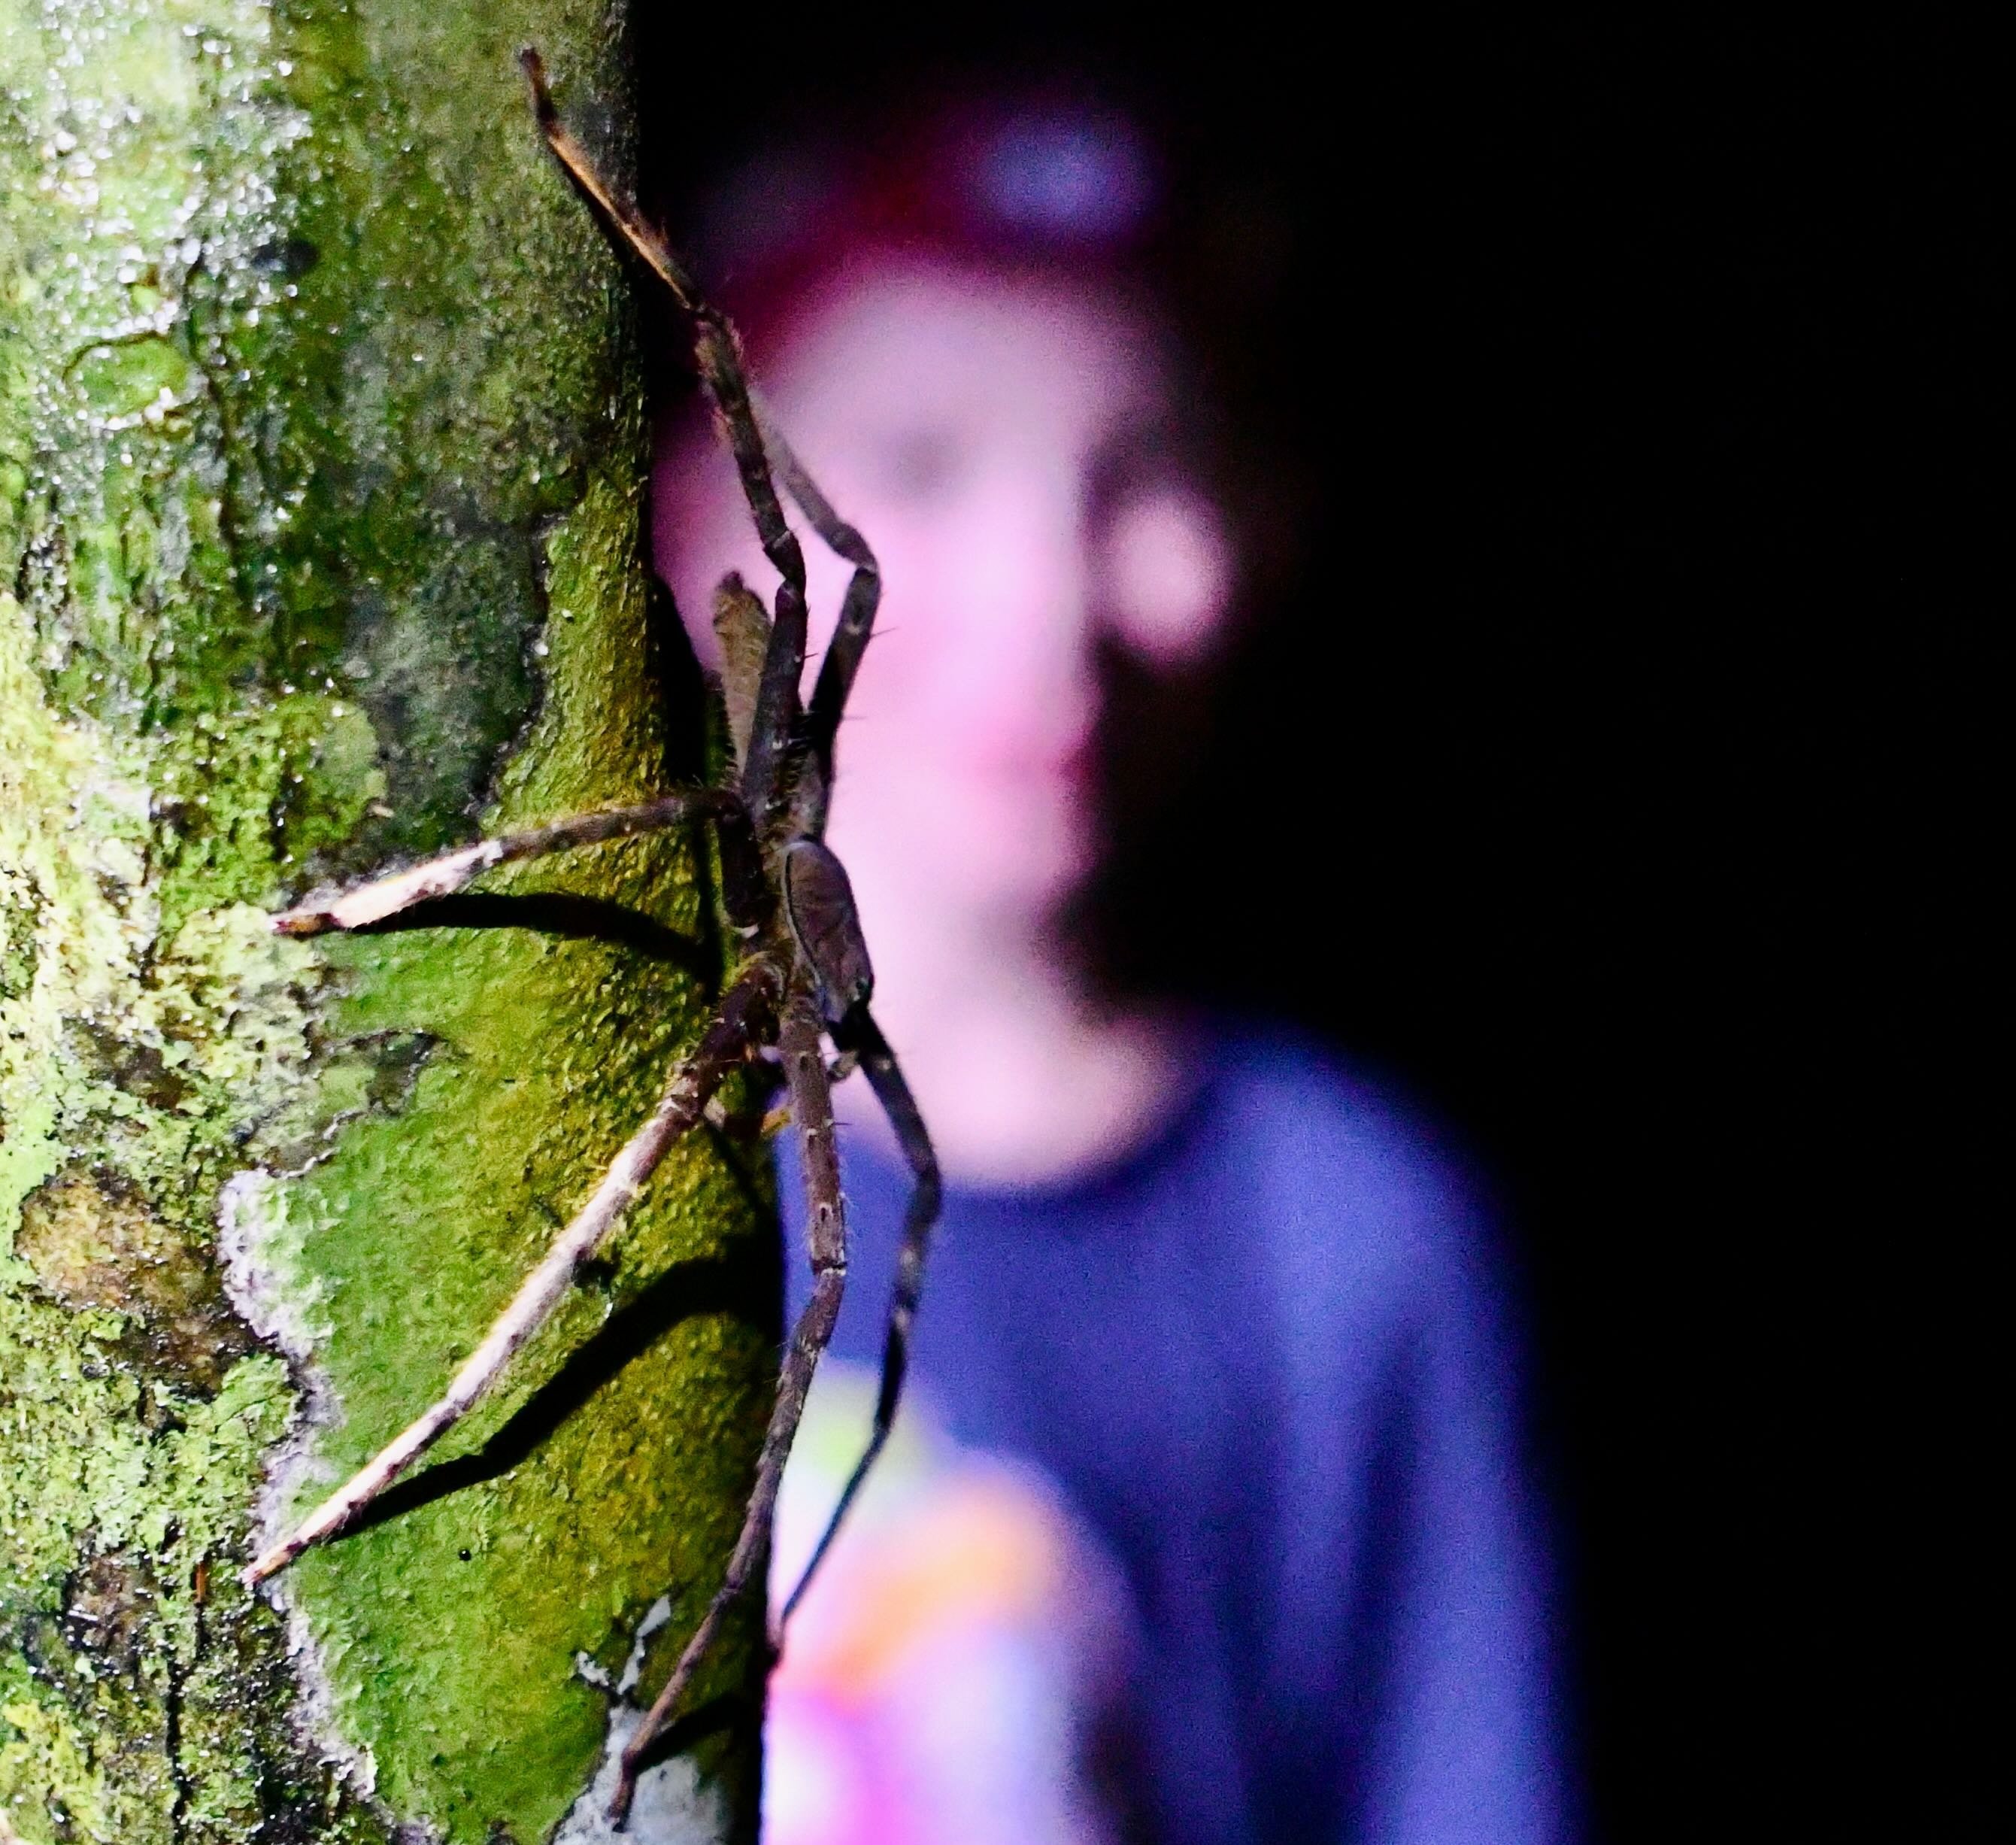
left=1, top=1, right=768, bottom=1837
left=248, top=469, right=775, bottom=1840
left=68, top=335, right=196, bottom=423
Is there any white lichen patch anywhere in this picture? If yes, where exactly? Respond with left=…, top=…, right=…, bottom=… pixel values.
left=217, top=1166, right=340, bottom=1507
left=217, top=1167, right=392, bottom=1817
left=549, top=1714, right=722, bottom=1845
left=554, top=1600, right=726, bottom=1845
left=5, top=0, right=762, bottom=1831
left=0, top=5, right=393, bottom=1830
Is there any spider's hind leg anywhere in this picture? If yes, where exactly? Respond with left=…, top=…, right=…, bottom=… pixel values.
left=611, top=994, right=850, bottom=1823
left=241, top=965, right=779, bottom=1589
left=778, top=1007, right=941, bottom=1629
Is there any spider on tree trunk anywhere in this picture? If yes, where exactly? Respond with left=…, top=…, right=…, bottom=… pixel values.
left=241, top=48, right=942, bottom=1826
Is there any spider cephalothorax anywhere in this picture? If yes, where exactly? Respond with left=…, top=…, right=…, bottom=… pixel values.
left=242, top=50, right=941, bottom=1826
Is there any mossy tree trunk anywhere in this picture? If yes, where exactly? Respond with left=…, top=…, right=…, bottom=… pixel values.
left=0, top=2, right=773, bottom=1839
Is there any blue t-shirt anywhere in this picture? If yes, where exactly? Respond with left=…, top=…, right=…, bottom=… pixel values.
left=778, top=1024, right=1572, bottom=1845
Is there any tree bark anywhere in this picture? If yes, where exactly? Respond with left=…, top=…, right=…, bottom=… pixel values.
left=0, top=4, right=772, bottom=1840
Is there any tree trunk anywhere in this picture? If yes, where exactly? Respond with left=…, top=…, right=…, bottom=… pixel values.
left=0, top=4, right=772, bottom=1840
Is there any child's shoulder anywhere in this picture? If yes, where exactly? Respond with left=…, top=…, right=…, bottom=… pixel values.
left=1194, top=1020, right=1506, bottom=1322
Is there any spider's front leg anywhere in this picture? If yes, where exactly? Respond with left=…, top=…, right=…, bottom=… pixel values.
left=271, top=788, right=756, bottom=936
left=752, top=404, right=881, bottom=830
left=611, top=994, right=847, bottom=1822
left=523, top=51, right=885, bottom=831
left=522, top=47, right=811, bottom=833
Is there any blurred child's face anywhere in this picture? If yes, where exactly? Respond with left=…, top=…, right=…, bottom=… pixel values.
left=656, top=259, right=1232, bottom=929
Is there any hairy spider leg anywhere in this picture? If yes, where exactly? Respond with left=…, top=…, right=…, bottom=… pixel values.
left=524, top=50, right=950, bottom=1789
left=699, top=326, right=808, bottom=828
left=242, top=964, right=781, bottom=1589
left=526, top=51, right=946, bottom=1645
left=778, top=1008, right=941, bottom=1629
left=711, top=575, right=773, bottom=777
left=750, top=402, right=883, bottom=833
left=522, top=49, right=887, bottom=851
left=268, top=790, right=753, bottom=937
left=612, top=998, right=850, bottom=1823
left=522, top=48, right=811, bottom=831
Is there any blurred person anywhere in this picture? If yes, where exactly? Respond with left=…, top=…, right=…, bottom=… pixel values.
left=653, top=92, right=1572, bottom=1845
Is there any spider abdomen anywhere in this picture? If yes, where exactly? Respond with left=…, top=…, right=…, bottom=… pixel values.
left=783, top=838, right=874, bottom=1016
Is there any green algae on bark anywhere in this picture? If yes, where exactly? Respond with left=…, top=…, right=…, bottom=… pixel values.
left=1, top=2, right=772, bottom=1839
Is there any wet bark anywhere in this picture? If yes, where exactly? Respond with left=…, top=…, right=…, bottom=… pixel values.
left=0, top=4, right=772, bottom=1839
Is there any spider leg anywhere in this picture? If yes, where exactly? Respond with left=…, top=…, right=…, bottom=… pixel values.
left=522, top=50, right=809, bottom=827
left=711, top=574, right=772, bottom=777
left=271, top=790, right=751, bottom=936
left=778, top=1007, right=941, bottom=1628
left=699, top=331, right=808, bottom=827
left=242, top=963, right=781, bottom=1589
left=521, top=47, right=702, bottom=314
left=750, top=398, right=881, bottom=824
left=611, top=995, right=846, bottom=1824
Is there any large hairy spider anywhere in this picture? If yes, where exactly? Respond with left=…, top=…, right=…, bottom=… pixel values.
left=242, top=50, right=941, bottom=1825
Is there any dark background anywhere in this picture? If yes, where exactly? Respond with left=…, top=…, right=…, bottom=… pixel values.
left=635, top=17, right=1984, bottom=1839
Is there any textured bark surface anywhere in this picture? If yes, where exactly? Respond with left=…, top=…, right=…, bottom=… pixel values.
left=0, top=3, right=773, bottom=1839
